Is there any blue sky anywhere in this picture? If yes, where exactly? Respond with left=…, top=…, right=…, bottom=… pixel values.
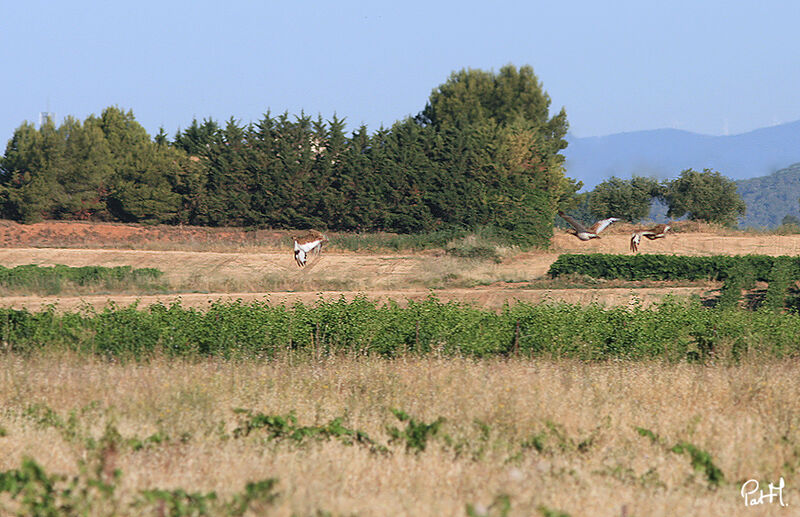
left=2, top=1, right=799, bottom=146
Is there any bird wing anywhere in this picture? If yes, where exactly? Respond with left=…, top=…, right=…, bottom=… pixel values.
left=642, top=224, right=670, bottom=240
left=590, top=217, right=619, bottom=234
left=296, top=239, right=323, bottom=253
left=295, top=230, right=323, bottom=244
left=558, top=212, right=588, bottom=233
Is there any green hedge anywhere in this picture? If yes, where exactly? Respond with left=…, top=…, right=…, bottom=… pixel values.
left=0, top=265, right=164, bottom=295
left=547, top=254, right=800, bottom=281
left=0, top=264, right=162, bottom=285
left=2, top=296, right=799, bottom=362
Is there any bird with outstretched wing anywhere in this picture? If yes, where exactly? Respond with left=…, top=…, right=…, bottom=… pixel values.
left=630, top=224, right=671, bottom=252
left=558, top=212, right=620, bottom=241
left=293, top=230, right=328, bottom=267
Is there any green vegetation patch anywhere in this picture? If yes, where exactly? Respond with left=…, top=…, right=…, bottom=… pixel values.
left=0, top=264, right=164, bottom=295
left=0, top=456, right=280, bottom=517
left=331, top=229, right=469, bottom=252
left=548, top=253, right=800, bottom=282
left=636, top=427, right=725, bottom=487
left=2, top=295, right=800, bottom=361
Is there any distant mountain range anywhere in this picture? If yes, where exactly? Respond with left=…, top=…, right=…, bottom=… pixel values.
left=563, top=119, right=800, bottom=190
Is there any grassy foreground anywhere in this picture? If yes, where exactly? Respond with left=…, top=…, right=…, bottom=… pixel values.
left=1, top=354, right=798, bottom=516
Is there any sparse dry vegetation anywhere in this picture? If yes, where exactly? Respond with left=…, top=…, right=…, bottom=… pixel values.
left=1, top=354, right=798, bottom=516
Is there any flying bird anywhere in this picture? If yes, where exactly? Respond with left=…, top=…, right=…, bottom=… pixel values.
left=630, top=224, right=671, bottom=252
left=558, top=212, right=620, bottom=241
left=293, top=230, right=328, bottom=267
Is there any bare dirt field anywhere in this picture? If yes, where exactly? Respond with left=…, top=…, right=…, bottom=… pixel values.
left=1, top=220, right=798, bottom=311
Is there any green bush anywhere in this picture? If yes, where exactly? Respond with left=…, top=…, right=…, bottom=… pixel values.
left=2, top=296, right=800, bottom=362
left=0, top=264, right=164, bottom=295
left=387, top=409, right=445, bottom=453
left=763, top=257, right=793, bottom=311
left=548, top=253, right=800, bottom=282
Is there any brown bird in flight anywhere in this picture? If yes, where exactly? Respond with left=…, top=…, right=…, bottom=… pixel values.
left=630, top=224, right=671, bottom=252
left=293, top=230, right=328, bottom=267
left=558, top=212, right=620, bottom=241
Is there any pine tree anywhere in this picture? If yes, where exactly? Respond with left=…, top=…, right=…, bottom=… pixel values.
left=0, top=119, right=66, bottom=222
left=95, top=107, right=182, bottom=223
left=414, top=64, right=573, bottom=247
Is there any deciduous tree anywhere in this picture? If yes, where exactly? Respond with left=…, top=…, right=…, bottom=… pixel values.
left=662, top=168, right=745, bottom=226
left=589, top=175, right=661, bottom=222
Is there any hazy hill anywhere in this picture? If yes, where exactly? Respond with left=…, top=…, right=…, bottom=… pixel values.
left=564, top=120, right=800, bottom=189
left=736, top=163, right=800, bottom=228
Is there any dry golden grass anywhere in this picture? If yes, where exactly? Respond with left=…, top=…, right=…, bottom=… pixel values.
left=1, top=354, right=798, bottom=516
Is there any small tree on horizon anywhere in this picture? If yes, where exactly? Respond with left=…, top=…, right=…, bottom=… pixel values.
left=782, top=214, right=800, bottom=227
left=589, top=175, right=661, bottom=222
left=661, top=168, right=745, bottom=226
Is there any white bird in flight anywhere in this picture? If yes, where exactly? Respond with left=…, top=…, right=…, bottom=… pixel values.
left=293, top=230, right=328, bottom=267
left=630, top=224, right=671, bottom=252
left=558, top=212, right=620, bottom=241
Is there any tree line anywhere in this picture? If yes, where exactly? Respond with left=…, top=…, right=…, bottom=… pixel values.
left=567, top=168, right=746, bottom=227
left=0, top=65, right=579, bottom=248
left=0, top=63, right=749, bottom=247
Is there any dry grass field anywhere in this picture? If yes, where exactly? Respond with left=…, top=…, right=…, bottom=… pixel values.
left=1, top=220, right=799, bottom=515
left=1, top=355, right=798, bottom=516
left=3, top=219, right=800, bottom=311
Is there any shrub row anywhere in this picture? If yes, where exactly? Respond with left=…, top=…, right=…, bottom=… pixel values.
left=0, top=264, right=163, bottom=286
left=0, top=264, right=164, bottom=296
left=2, top=296, right=799, bottom=361
left=547, top=254, right=800, bottom=282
